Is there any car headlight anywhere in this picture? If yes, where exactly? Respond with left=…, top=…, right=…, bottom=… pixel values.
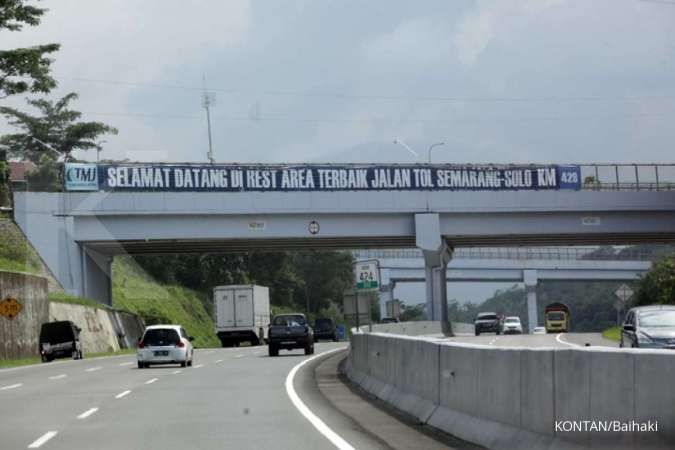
left=637, top=331, right=653, bottom=344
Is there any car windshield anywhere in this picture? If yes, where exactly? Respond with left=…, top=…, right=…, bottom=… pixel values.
left=639, top=311, right=675, bottom=328
left=315, top=319, right=332, bottom=328
left=505, top=318, right=520, bottom=324
left=547, top=312, right=565, bottom=321
left=477, top=315, right=497, bottom=321
left=273, top=315, right=306, bottom=326
left=40, top=322, right=74, bottom=344
left=143, top=329, right=180, bottom=346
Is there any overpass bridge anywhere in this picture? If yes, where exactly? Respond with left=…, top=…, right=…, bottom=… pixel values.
left=12, top=162, right=675, bottom=334
left=353, top=248, right=653, bottom=331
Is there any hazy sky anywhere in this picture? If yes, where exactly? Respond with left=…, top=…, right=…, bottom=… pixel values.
left=2, top=0, right=675, bottom=164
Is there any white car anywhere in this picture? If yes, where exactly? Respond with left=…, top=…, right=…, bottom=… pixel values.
left=502, top=316, right=523, bottom=334
left=533, top=326, right=547, bottom=335
left=137, top=325, right=194, bottom=369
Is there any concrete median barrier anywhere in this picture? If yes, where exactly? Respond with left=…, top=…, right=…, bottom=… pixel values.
left=346, top=332, right=675, bottom=450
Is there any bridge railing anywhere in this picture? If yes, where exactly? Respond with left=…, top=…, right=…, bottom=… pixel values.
left=579, top=163, right=675, bottom=191
left=352, top=246, right=660, bottom=261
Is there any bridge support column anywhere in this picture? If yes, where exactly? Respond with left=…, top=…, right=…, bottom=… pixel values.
left=81, top=246, right=113, bottom=306
left=415, top=213, right=453, bottom=335
left=379, top=281, right=396, bottom=320
left=523, top=269, right=538, bottom=333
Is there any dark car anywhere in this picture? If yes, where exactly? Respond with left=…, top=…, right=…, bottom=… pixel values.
left=621, top=305, right=675, bottom=349
left=474, top=312, right=502, bottom=336
left=313, top=318, right=338, bottom=342
left=40, top=321, right=83, bottom=362
left=380, top=317, right=399, bottom=324
left=268, top=314, right=314, bottom=356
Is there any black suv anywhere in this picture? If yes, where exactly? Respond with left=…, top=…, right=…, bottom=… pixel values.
left=268, top=314, right=314, bottom=356
left=40, top=321, right=83, bottom=362
left=474, top=312, right=502, bottom=336
left=313, top=318, right=337, bottom=342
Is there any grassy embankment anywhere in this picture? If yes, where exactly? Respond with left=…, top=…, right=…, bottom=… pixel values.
left=602, top=326, right=621, bottom=341
left=0, top=219, right=42, bottom=274
left=112, top=256, right=220, bottom=348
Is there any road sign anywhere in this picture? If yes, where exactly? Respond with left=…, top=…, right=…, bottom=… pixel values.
left=308, top=220, right=320, bottom=235
left=615, top=284, right=634, bottom=303
left=354, top=260, right=380, bottom=291
left=0, top=297, right=22, bottom=320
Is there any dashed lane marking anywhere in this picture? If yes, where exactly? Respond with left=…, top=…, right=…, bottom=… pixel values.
left=48, top=374, right=66, bottom=380
left=27, top=431, right=58, bottom=448
left=0, top=383, right=22, bottom=391
left=145, top=378, right=158, bottom=385
left=77, top=407, right=99, bottom=420
left=115, top=390, right=131, bottom=399
left=85, top=366, right=102, bottom=372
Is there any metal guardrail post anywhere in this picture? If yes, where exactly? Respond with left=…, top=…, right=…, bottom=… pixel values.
left=655, top=165, right=660, bottom=191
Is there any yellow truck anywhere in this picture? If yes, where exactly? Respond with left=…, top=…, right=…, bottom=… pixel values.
left=545, top=302, right=570, bottom=333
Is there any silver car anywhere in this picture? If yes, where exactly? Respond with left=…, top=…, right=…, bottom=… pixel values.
left=137, top=325, right=195, bottom=368
left=620, top=305, right=675, bottom=349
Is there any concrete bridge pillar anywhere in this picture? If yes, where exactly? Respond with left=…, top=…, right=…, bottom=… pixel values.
left=378, top=280, right=396, bottom=320
left=523, top=269, right=538, bottom=333
left=81, top=246, right=113, bottom=306
left=415, top=213, right=453, bottom=335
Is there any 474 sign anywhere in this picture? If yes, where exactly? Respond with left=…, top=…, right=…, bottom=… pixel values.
left=0, top=297, right=23, bottom=320
left=354, top=260, right=380, bottom=291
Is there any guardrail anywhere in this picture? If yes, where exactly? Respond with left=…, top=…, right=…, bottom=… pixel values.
left=579, top=163, right=675, bottom=191
left=353, top=246, right=662, bottom=261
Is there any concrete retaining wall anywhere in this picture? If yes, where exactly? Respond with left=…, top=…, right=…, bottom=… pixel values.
left=347, top=333, right=675, bottom=450
left=0, top=271, right=48, bottom=359
left=48, top=303, right=145, bottom=354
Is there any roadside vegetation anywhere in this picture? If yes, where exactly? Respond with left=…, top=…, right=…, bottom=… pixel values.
left=0, top=219, right=43, bottom=274
left=602, top=326, right=621, bottom=341
left=0, top=348, right=135, bottom=369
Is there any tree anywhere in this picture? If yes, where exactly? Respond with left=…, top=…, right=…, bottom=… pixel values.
left=0, top=92, right=118, bottom=163
left=634, top=256, right=675, bottom=306
left=0, top=0, right=60, bottom=99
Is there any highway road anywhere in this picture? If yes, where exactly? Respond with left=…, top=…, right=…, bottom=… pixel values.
left=446, top=331, right=619, bottom=348
left=0, top=343, right=356, bottom=450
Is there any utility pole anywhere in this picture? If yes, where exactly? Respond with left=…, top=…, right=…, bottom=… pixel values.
left=202, top=75, right=216, bottom=164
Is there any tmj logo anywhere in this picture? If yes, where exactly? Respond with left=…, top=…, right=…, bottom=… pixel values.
left=65, top=163, right=98, bottom=191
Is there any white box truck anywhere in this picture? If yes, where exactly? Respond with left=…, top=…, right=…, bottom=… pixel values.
left=214, top=285, right=270, bottom=347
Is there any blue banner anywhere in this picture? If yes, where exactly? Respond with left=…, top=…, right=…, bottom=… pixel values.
left=64, top=163, right=582, bottom=192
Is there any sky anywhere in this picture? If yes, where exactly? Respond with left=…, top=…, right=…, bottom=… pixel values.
left=1, top=0, right=675, bottom=165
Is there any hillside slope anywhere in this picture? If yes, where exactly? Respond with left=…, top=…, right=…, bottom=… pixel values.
left=112, top=256, right=219, bottom=347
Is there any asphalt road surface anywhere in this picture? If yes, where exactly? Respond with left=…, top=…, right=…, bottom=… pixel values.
left=0, top=343, right=366, bottom=450
left=445, top=331, right=619, bottom=348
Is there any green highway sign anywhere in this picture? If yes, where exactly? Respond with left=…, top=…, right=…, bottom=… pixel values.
left=354, top=260, right=380, bottom=291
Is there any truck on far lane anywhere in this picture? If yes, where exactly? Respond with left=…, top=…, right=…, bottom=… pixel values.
left=544, top=302, right=570, bottom=333
left=214, top=285, right=270, bottom=347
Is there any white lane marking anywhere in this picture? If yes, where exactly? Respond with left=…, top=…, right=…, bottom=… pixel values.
left=234, top=354, right=244, bottom=358
left=85, top=366, right=102, bottom=372
left=488, top=337, right=499, bottom=345
left=556, top=333, right=582, bottom=348
left=215, top=359, right=224, bottom=363
left=28, top=431, right=58, bottom=448
left=172, top=370, right=182, bottom=374
left=77, top=407, right=99, bottom=420
left=285, top=347, right=354, bottom=450
left=193, top=364, right=204, bottom=368
left=48, top=374, right=67, bottom=380
left=115, top=390, right=131, bottom=399
left=0, top=383, right=22, bottom=391
left=145, top=378, right=158, bottom=385
left=119, top=362, right=134, bottom=366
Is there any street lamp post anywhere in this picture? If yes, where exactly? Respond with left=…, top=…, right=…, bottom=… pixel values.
left=427, top=142, right=445, bottom=164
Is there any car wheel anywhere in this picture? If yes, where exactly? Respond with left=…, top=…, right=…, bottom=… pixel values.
left=304, top=344, right=312, bottom=355
left=137, top=361, right=144, bottom=369
left=268, top=345, right=278, bottom=357
left=475, top=331, right=480, bottom=336
left=619, top=339, right=624, bottom=348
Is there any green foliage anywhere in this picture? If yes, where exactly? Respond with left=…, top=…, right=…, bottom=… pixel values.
left=0, top=157, right=10, bottom=206
left=24, top=154, right=62, bottom=191
left=634, top=256, right=675, bottom=306
left=602, top=326, right=621, bottom=342
left=48, top=291, right=108, bottom=310
left=0, top=1, right=59, bottom=99
left=400, top=302, right=426, bottom=321
left=0, top=93, right=118, bottom=163
left=112, top=256, right=220, bottom=348
left=0, top=219, right=42, bottom=274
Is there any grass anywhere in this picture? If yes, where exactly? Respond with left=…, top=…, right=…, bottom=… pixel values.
left=48, top=291, right=110, bottom=310
left=112, top=256, right=220, bottom=348
left=0, top=348, right=136, bottom=369
left=0, top=219, right=43, bottom=275
left=602, top=326, right=621, bottom=341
